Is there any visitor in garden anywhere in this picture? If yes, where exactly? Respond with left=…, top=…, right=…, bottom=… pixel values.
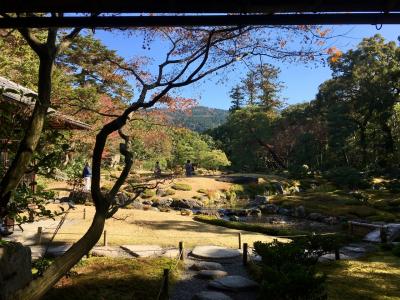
left=82, top=162, right=92, bottom=191
left=185, top=160, right=194, bottom=176
left=154, top=161, right=161, bottom=177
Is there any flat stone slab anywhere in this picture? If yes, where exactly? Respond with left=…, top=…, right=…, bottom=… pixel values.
left=192, top=291, right=233, bottom=300
left=342, top=246, right=367, bottom=253
left=162, top=249, right=180, bottom=258
left=120, top=245, right=163, bottom=257
left=190, top=261, right=224, bottom=271
left=191, top=246, right=240, bottom=259
left=208, top=275, right=259, bottom=292
left=91, top=246, right=131, bottom=258
left=29, top=246, right=46, bottom=261
left=197, top=270, right=228, bottom=279
left=318, top=253, right=351, bottom=262
left=46, top=244, right=72, bottom=257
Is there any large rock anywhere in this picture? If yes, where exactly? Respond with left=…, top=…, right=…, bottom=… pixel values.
left=197, top=270, right=228, bottom=279
left=170, top=199, right=203, bottom=210
left=261, top=204, right=279, bottom=214
left=192, top=291, right=232, bottom=300
left=46, top=244, right=72, bottom=257
left=308, top=212, right=325, bottom=222
left=250, top=208, right=262, bottom=217
left=120, top=245, right=163, bottom=257
left=0, top=242, right=32, bottom=300
left=254, top=195, right=268, bottom=204
left=208, top=275, right=259, bottom=291
left=293, top=205, right=306, bottom=218
left=191, top=246, right=240, bottom=259
left=189, top=261, right=224, bottom=271
left=364, top=223, right=400, bottom=243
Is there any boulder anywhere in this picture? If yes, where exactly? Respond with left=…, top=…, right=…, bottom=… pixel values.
left=116, top=193, right=129, bottom=205
left=189, top=261, right=224, bottom=271
left=250, top=208, right=262, bottom=217
left=156, top=188, right=166, bottom=197
left=197, top=270, right=228, bottom=279
left=192, top=291, right=232, bottom=300
left=261, top=204, right=279, bottom=214
left=293, top=205, right=306, bottom=218
left=131, top=201, right=143, bottom=210
left=308, top=212, right=325, bottom=222
left=0, top=242, right=32, bottom=299
left=323, top=216, right=339, bottom=225
left=142, top=199, right=153, bottom=206
left=208, top=275, right=259, bottom=291
left=277, top=207, right=290, bottom=216
left=181, top=209, right=192, bottom=216
left=171, top=199, right=203, bottom=210
left=254, top=195, right=268, bottom=204
left=229, top=216, right=240, bottom=222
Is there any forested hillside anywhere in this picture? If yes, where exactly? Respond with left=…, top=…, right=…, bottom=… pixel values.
left=168, top=106, right=228, bottom=132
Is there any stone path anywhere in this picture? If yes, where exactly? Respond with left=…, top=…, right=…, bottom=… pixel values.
left=171, top=247, right=258, bottom=300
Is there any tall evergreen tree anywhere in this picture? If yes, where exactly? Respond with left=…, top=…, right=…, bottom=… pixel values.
left=229, top=85, right=245, bottom=111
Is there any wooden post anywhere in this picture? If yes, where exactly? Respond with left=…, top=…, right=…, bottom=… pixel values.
left=238, top=232, right=242, bottom=249
left=83, top=208, right=86, bottom=220
left=243, top=243, right=248, bottom=266
left=179, top=241, right=184, bottom=261
left=335, top=248, right=340, bottom=260
left=348, top=221, right=353, bottom=235
left=380, top=226, right=387, bottom=244
left=103, top=230, right=108, bottom=246
left=159, top=269, right=170, bottom=300
left=37, top=227, right=42, bottom=245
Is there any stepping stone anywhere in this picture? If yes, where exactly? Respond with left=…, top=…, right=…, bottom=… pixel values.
left=120, top=245, right=163, bottom=257
left=91, top=246, right=130, bottom=258
left=190, top=261, right=224, bottom=271
left=342, top=246, right=367, bottom=253
left=29, top=245, right=46, bottom=261
left=318, top=253, right=351, bottom=262
left=191, top=246, right=240, bottom=259
left=197, top=270, right=228, bottom=279
left=192, top=291, right=233, bottom=300
left=208, top=275, right=259, bottom=292
left=162, top=249, right=180, bottom=258
left=46, top=244, right=72, bottom=257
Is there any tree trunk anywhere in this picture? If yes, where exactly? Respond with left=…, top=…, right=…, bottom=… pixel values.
left=0, top=55, right=54, bottom=217
left=12, top=210, right=107, bottom=300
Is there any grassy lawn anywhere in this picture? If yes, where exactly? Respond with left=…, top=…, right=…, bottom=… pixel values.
left=320, top=251, right=400, bottom=300
left=270, top=190, right=400, bottom=222
left=43, top=257, right=179, bottom=300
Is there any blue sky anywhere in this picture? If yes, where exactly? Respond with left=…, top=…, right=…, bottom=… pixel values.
left=95, top=25, right=400, bottom=110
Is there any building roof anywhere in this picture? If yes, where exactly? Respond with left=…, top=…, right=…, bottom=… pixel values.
left=0, top=76, right=91, bottom=130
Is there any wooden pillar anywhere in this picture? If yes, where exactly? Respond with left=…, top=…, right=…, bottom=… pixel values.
left=37, top=227, right=43, bottom=245
left=238, top=232, right=242, bottom=249
left=103, top=230, right=108, bottom=246
left=179, top=241, right=184, bottom=261
left=243, top=243, right=248, bottom=266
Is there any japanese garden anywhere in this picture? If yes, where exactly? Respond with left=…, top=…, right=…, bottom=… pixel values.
left=0, top=3, right=400, bottom=300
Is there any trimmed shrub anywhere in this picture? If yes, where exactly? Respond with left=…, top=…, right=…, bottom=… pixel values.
left=254, top=235, right=341, bottom=300
left=141, top=189, right=156, bottom=199
left=171, top=183, right=192, bottom=191
left=324, top=167, right=366, bottom=189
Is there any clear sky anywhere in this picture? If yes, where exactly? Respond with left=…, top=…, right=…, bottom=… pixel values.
left=94, top=25, right=400, bottom=110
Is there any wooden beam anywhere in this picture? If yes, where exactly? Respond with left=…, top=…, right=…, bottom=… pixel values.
left=0, top=13, right=399, bottom=28
left=0, top=0, right=399, bottom=14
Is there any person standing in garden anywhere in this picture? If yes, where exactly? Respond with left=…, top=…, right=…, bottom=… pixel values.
left=82, top=162, right=92, bottom=191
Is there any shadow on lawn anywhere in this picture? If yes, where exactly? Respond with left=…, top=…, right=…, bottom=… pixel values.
left=321, top=251, right=400, bottom=300
left=42, top=258, right=176, bottom=300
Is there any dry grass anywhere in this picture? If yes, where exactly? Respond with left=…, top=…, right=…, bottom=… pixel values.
left=48, top=205, right=288, bottom=248
left=320, top=251, right=400, bottom=300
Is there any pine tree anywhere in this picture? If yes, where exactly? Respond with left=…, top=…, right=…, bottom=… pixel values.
left=229, top=85, right=245, bottom=111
